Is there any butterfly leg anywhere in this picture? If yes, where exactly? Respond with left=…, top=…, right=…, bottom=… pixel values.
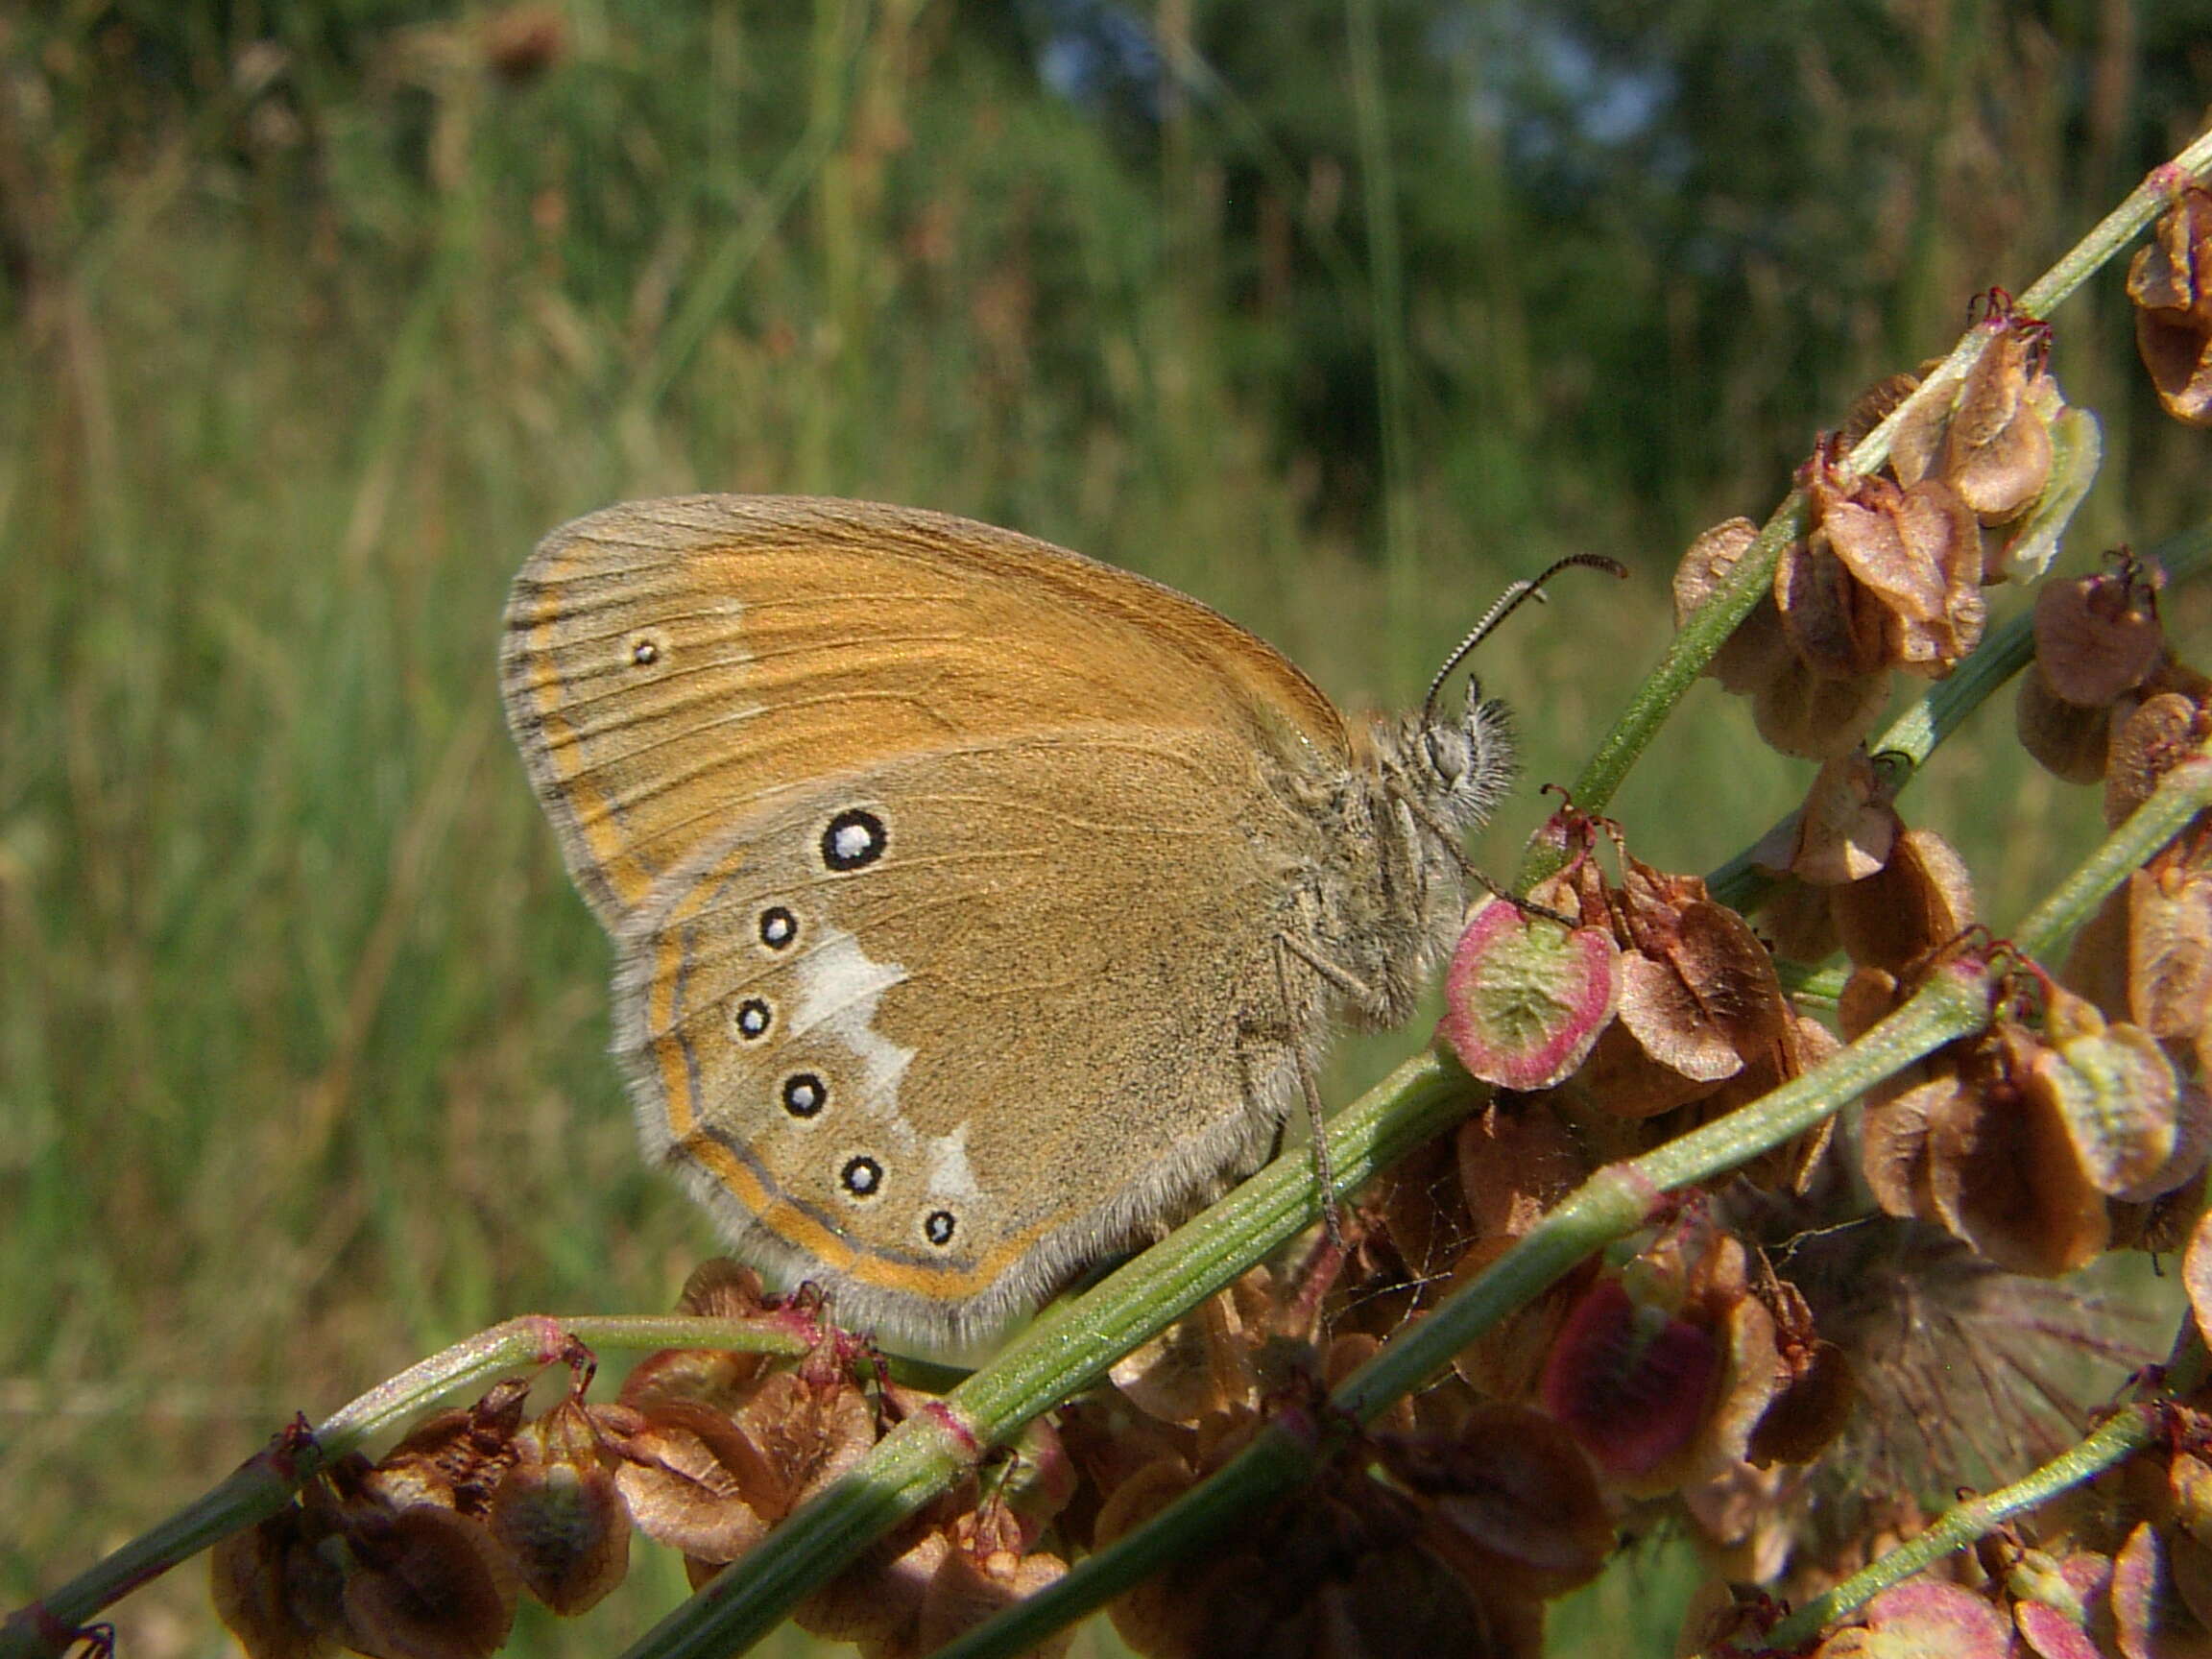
left=1271, top=932, right=1354, bottom=1253
left=1392, top=785, right=1576, bottom=927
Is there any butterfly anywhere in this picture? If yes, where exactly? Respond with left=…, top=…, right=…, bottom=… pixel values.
left=502, top=495, right=1524, bottom=1357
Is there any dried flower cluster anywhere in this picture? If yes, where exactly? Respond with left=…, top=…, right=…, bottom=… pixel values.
left=1677, top=291, right=2101, bottom=761
left=2130, top=182, right=2212, bottom=425
left=212, top=1264, right=1075, bottom=1659
left=1742, top=1392, right=2212, bottom=1659
left=1406, top=247, right=2212, bottom=1643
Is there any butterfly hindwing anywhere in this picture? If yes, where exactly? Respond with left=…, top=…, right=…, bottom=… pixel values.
left=611, top=733, right=1334, bottom=1346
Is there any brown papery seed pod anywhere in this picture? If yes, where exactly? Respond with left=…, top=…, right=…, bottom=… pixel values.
left=487, top=1399, right=630, bottom=1616
left=1941, top=310, right=2058, bottom=525
left=1743, top=1274, right=1856, bottom=1469
left=1752, top=655, right=1891, bottom=759
left=1455, top=1097, right=1592, bottom=1241
left=914, top=1517, right=1071, bottom=1659
left=2128, top=854, right=2212, bottom=1040
left=1819, top=474, right=1986, bottom=675
left=1790, top=752, right=1899, bottom=887
left=1776, top=532, right=1891, bottom=681
left=330, top=1505, right=520, bottom=1659
left=599, top=1400, right=772, bottom=1567
left=1832, top=828, right=1976, bottom=976
left=1380, top=1405, right=1614, bottom=1599
left=365, top=1379, right=531, bottom=1517
left=2016, top=668, right=2116, bottom=784
left=2113, top=1521, right=2212, bottom=1654
left=2029, top=1001, right=2200, bottom=1205
left=1676, top=517, right=1799, bottom=696
left=1861, top=1070, right=1950, bottom=1223
left=210, top=1506, right=337, bottom=1659
left=1840, top=372, right=1924, bottom=453
left=2128, top=183, right=2212, bottom=425
left=2032, top=559, right=2166, bottom=707
left=1925, top=1024, right=2110, bottom=1276
left=2105, top=691, right=2209, bottom=826
left=1449, top=1236, right=1600, bottom=1404
left=1837, top=965, right=1902, bottom=1042
left=1815, top=1580, right=2016, bottom=1659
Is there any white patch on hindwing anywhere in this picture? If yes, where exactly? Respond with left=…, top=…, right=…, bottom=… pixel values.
left=783, top=921, right=982, bottom=1208
left=788, top=924, right=915, bottom=1110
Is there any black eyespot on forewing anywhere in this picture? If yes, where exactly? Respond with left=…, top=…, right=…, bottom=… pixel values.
left=820, top=808, right=887, bottom=873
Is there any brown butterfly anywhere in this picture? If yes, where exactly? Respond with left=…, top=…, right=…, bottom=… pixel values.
left=503, top=495, right=1530, bottom=1357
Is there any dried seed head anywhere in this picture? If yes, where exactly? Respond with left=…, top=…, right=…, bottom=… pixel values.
left=2112, top=1520, right=2212, bottom=1655
left=1538, top=1225, right=1790, bottom=1495
left=1754, top=875, right=1843, bottom=966
left=1789, top=752, right=1899, bottom=887
left=487, top=1399, right=629, bottom=1616
left=720, top=1368, right=878, bottom=1527
left=1831, top=827, right=1977, bottom=976
left=2105, top=691, right=2210, bottom=827
left=1538, top=1275, right=1723, bottom=1483
left=329, top=1504, right=520, bottom=1659
left=2128, top=853, right=2212, bottom=1040
left=1377, top=1405, right=1613, bottom=1599
left=1455, top=1099, right=1592, bottom=1243
left=1437, top=900, right=1622, bottom=1093
left=600, top=1400, right=772, bottom=1566
left=2017, top=668, right=2116, bottom=784
left=1095, top=1425, right=1555, bottom=1659
left=2128, top=183, right=2212, bottom=425
left=1809, top=469, right=1986, bottom=677
left=2030, top=1014, right=2202, bottom=1205
left=2033, top=556, right=2167, bottom=708
left=1941, top=307, right=2059, bottom=526
left=1777, top=529, right=1891, bottom=681
left=211, top=1506, right=336, bottom=1659
left=1925, top=1024, right=2112, bottom=1276
left=1752, top=656, right=1891, bottom=760
left=365, top=1380, right=531, bottom=1516
left=1449, top=1236, right=1601, bottom=1404
left=1743, top=1305, right=1855, bottom=1470
left=1677, top=517, right=1799, bottom=695
left=1987, top=401, right=2104, bottom=584
left=1814, top=1579, right=2016, bottom=1658
left=1109, top=1270, right=1294, bottom=1431
left=914, top=1516, right=1071, bottom=1659
left=1840, top=373, right=1924, bottom=453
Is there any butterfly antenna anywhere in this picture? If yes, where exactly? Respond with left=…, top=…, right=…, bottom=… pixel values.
left=1421, top=553, right=1630, bottom=727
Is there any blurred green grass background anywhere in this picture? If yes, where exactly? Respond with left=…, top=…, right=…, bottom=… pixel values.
left=3, top=4, right=2209, bottom=1656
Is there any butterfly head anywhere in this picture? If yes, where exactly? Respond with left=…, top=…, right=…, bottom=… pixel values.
left=1410, top=677, right=1516, bottom=830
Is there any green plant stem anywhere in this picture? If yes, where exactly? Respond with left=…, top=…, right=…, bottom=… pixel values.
left=1747, top=1331, right=2212, bottom=1654
left=933, top=738, right=2212, bottom=1659
left=1520, top=129, right=2212, bottom=894
left=613, top=1053, right=1475, bottom=1659
left=0, top=1315, right=806, bottom=1659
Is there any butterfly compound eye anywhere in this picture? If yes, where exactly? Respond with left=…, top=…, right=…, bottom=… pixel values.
left=1422, top=721, right=1469, bottom=786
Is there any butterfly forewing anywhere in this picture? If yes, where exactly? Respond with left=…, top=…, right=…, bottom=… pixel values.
left=501, top=496, right=1350, bottom=929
